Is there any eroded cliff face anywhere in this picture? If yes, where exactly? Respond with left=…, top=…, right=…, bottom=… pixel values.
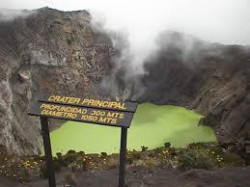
left=105, top=31, right=249, bottom=151
left=140, top=33, right=250, bottom=150
left=0, top=7, right=112, bottom=154
left=0, top=8, right=249, bottom=155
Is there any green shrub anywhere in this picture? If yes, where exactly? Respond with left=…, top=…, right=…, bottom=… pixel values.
left=141, top=146, right=148, bottom=152
left=101, top=152, right=108, bottom=158
left=79, top=151, right=85, bottom=155
left=164, top=142, right=171, bottom=149
left=56, top=152, right=62, bottom=159
left=67, top=150, right=76, bottom=154
left=178, top=150, right=196, bottom=170
left=188, top=142, right=211, bottom=150
left=127, top=150, right=141, bottom=164
left=209, top=146, right=224, bottom=155
left=178, top=149, right=217, bottom=170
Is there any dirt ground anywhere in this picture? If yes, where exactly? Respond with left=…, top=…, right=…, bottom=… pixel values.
left=1, top=166, right=250, bottom=187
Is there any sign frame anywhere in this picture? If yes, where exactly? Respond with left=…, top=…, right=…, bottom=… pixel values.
left=28, top=95, right=138, bottom=187
left=29, top=102, right=134, bottom=128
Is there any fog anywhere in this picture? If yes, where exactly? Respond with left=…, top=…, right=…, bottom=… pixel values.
left=0, top=9, right=33, bottom=21
left=1, top=0, right=249, bottom=64
left=1, top=0, right=249, bottom=43
left=1, top=0, right=249, bottom=99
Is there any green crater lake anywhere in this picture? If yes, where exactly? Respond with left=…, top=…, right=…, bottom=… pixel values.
left=50, top=103, right=216, bottom=155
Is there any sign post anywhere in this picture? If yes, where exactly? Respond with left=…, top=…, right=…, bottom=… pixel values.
left=119, top=127, right=128, bottom=187
left=28, top=95, right=138, bottom=187
left=40, top=117, right=56, bottom=187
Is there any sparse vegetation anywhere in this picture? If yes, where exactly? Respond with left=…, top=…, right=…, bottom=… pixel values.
left=141, top=145, right=148, bottom=152
left=0, top=145, right=44, bottom=182
left=0, top=142, right=247, bottom=182
left=127, top=150, right=142, bottom=164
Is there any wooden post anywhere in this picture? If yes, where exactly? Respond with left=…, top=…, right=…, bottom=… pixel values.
left=40, top=117, right=56, bottom=187
left=119, top=127, right=128, bottom=187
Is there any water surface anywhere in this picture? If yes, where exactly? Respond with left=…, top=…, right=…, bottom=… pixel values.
left=51, top=103, right=216, bottom=155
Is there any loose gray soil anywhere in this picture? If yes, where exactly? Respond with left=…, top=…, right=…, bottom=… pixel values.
left=1, top=166, right=250, bottom=187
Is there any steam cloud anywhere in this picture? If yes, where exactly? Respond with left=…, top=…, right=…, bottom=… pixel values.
left=86, top=0, right=250, bottom=100
left=0, top=9, right=33, bottom=21
left=1, top=0, right=249, bottom=100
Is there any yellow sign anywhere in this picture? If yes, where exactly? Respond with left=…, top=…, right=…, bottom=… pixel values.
left=47, top=95, right=127, bottom=110
left=29, top=103, right=132, bottom=127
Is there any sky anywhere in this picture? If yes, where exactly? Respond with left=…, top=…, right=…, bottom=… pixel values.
left=1, top=0, right=250, bottom=72
left=0, top=0, right=249, bottom=45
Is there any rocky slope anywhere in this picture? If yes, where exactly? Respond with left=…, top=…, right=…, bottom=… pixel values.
left=106, top=31, right=249, bottom=151
left=0, top=7, right=113, bottom=154
left=0, top=7, right=249, bottom=155
left=140, top=32, right=250, bottom=150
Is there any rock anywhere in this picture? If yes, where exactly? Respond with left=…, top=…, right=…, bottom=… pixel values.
left=0, top=8, right=249, bottom=156
left=0, top=7, right=112, bottom=154
left=132, top=32, right=249, bottom=152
